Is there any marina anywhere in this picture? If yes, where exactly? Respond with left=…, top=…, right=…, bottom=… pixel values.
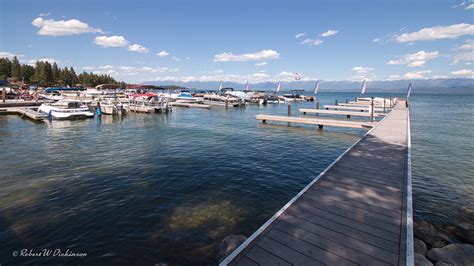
left=1, top=0, right=473, bottom=264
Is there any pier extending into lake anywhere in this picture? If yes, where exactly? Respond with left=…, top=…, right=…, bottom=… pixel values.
left=222, top=102, right=413, bottom=266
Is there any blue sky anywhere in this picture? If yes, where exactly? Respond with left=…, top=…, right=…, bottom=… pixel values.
left=1, top=0, right=473, bottom=83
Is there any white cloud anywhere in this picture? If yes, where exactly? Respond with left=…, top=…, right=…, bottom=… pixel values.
left=0, top=52, right=17, bottom=59
left=396, top=23, right=474, bottom=42
left=403, top=70, right=431, bottom=79
left=373, top=38, right=381, bottom=43
left=301, top=38, right=323, bottom=46
left=99, top=65, right=114, bottom=69
left=407, top=61, right=426, bottom=67
left=151, top=71, right=316, bottom=83
left=453, top=50, right=474, bottom=62
left=451, top=69, right=474, bottom=77
left=455, top=39, right=474, bottom=50
left=157, top=50, right=170, bottom=57
left=82, top=66, right=95, bottom=70
left=295, top=33, right=305, bottom=39
left=94, top=35, right=128, bottom=47
left=351, top=66, right=376, bottom=81
left=27, top=58, right=58, bottom=65
left=171, top=56, right=181, bottom=61
left=127, top=44, right=148, bottom=53
left=255, top=62, right=267, bottom=67
left=320, top=29, right=338, bottom=37
left=432, top=75, right=449, bottom=79
left=38, top=12, right=51, bottom=17
left=213, top=49, right=280, bottom=62
left=386, top=50, right=439, bottom=67
left=387, top=74, right=401, bottom=80
left=466, top=3, right=474, bottom=9
left=31, top=17, right=102, bottom=36
left=185, top=56, right=191, bottom=60
left=352, top=66, right=374, bottom=74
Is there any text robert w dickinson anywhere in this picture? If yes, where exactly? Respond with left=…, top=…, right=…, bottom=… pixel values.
left=12, top=249, right=87, bottom=257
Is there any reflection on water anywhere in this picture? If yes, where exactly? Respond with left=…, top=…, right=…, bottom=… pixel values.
left=0, top=92, right=472, bottom=264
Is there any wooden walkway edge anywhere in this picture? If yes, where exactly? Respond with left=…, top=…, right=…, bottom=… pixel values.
left=222, top=103, right=413, bottom=266
left=256, top=115, right=374, bottom=129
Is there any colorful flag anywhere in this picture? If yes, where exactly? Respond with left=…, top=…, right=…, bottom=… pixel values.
left=361, top=79, right=367, bottom=94
left=295, top=73, right=301, bottom=80
left=407, top=83, right=412, bottom=98
left=314, top=80, right=320, bottom=94
left=244, top=81, right=250, bottom=91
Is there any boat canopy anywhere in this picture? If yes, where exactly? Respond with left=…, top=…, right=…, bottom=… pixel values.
left=44, top=87, right=85, bottom=93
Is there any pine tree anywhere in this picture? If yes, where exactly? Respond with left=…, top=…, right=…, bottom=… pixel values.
left=11, top=56, right=22, bottom=81
left=52, top=62, right=60, bottom=83
left=0, top=58, right=12, bottom=80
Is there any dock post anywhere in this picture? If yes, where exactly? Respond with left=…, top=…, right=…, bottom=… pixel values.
left=318, top=125, right=323, bottom=130
left=335, top=99, right=338, bottom=106
left=370, top=97, right=374, bottom=123
left=2, top=87, right=5, bottom=103
left=287, top=104, right=291, bottom=116
left=346, top=99, right=348, bottom=103
left=383, top=98, right=386, bottom=113
left=316, top=102, right=319, bottom=116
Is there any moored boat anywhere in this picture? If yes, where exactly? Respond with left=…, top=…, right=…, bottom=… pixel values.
left=38, top=100, right=94, bottom=119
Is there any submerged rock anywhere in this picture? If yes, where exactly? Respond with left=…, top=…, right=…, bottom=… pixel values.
left=219, top=235, right=247, bottom=260
left=415, top=238, right=428, bottom=256
left=415, top=222, right=453, bottom=248
left=427, top=244, right=474, bottom=265
left=415, top=253, right=433, bottom=266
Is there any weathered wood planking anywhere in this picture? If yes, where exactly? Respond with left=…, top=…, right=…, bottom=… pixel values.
left=222, top=103, right=411, bottom=266
left=256, top=115, right=374, bottom=129
left=170, top=102, right=212, bottom=109
left=323, top=105, right=386, bottom=112
left=1, top=107, right=47, bottom=121
left=299, top=108, right=386, bottom=118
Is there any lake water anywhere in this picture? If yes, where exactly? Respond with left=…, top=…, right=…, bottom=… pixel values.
left=0, top=92, right=472, bottom=264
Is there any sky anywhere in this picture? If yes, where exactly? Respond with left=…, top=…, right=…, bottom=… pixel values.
left=0, top=0, right=473, bottom=84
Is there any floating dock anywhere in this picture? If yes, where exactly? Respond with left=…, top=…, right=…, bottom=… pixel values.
left=223, top=102, right=412, bottom=265
left=324, top=105, right=386, bottom=112
left=0, top=107, right=47, bottom=121
left=256, top=115, right=374, bottom=129
left=170, top=102, right=211, bottom=109
left=299, top=108, right=386, bottom=118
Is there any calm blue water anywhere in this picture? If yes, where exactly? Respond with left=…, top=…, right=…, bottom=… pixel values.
left=0, top=92, right=472, bottom=264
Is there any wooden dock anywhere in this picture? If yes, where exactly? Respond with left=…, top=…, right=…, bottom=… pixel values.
left=170, top=102, right=211, bottom=109
left=0, top=107, right=47, bottom=121
left=256, top=115, right=374, bottom=129
left=299, top=108, right=386, bottom=118
left=223, top=102, right=413, bottom=266
left=324, top=105, right=386, bottom=112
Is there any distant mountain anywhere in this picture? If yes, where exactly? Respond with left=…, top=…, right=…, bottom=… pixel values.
left=143, top=78, right=474, bottom=94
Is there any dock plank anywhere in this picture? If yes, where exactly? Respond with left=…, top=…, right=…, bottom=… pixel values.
left=299, top=108, right=386, bottom=118
left=256, top=115, right=374, bottom=129
left=222, top=102, right=411, bottom=265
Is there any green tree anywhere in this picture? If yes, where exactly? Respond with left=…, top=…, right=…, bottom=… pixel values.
left=11, top=56, right=22, bottom=81
left=0, top=58, right=12, bottom=80
left=52, top=62, right=60, bottom=83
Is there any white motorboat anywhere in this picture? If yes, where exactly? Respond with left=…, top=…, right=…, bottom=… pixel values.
left=38, top=100, right=94, bottom=119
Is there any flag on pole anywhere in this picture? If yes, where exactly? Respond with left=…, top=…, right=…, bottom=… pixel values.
left=295, top=73, right=301, bottom=80
left=361, top=79, right=367, bottom=94
left=276, top=81, right=281, bottom=93
left=314, top=80, right=320, bottom=94
left=218, top=82, right=223, bottom=91
left=407, top=83, right=412, bottom=98
left=244, top=81, right=250, bottom=91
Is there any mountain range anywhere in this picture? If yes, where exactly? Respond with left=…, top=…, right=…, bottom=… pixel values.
left=145, top=78, right=474, bottom=94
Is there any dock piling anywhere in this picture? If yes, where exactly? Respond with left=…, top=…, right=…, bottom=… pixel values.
left=335, top=99, right=338, bottom=106
left=2, top=88, right=5, bottom=103
left=370, top=97, right=374, bottom=122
